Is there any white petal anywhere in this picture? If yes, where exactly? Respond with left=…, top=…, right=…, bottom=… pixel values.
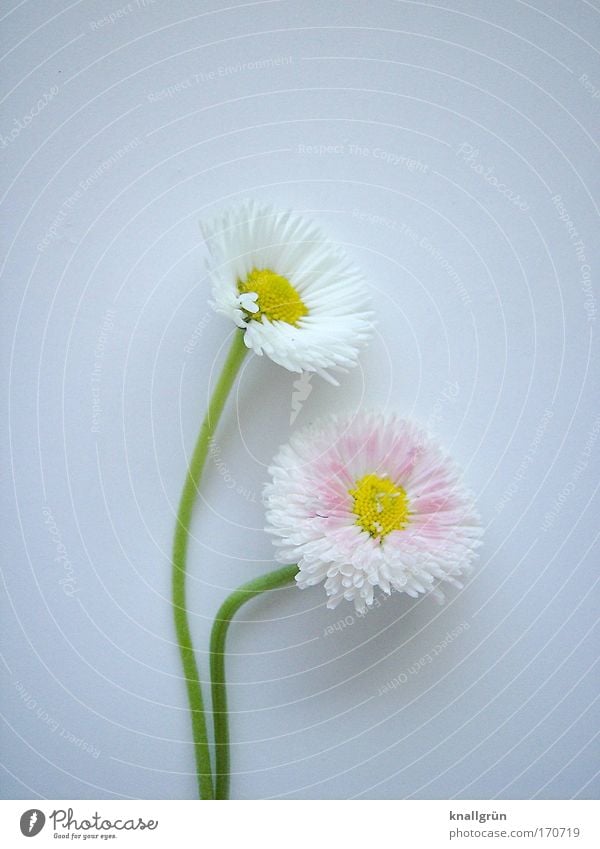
left=200, top=199, right=374, bottom=376
left=263, top=411, right=483, bottom=614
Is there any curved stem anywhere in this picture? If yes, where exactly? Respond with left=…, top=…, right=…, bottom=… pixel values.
left=210, top=564, right=299, bottom=800
left=172, top=330, right=248, bottom=800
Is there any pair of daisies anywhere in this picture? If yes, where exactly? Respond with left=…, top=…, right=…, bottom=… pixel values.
left=202, top=199, right=482, bottom=613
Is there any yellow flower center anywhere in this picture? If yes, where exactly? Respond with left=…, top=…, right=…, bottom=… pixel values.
left=349, top=473, right=410, bottom=538
left=238, top=267, right=308, bottom=326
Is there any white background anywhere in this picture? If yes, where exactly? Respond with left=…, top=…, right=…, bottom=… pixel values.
left=1, top=800, right=599, bottom=847
left=1, top=0, right=599, bottom=800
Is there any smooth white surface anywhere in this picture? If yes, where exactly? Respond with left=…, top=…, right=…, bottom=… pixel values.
left=2, top=800, right=599, bottom=847
left=1, top=0, right=599, bottom=800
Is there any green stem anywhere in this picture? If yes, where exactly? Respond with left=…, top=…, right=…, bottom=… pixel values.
left=172, top=330, right=248, bottom=800
left=210, top=564, right=299, bottom=800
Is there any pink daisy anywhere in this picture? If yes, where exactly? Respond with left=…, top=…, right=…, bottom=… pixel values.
left=264, top=411, right=483, bottom=612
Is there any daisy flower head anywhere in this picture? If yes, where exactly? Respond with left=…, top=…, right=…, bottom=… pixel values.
left=200, top=199, right=374, bottom=381
left=264, top=411, right=483, bottom=613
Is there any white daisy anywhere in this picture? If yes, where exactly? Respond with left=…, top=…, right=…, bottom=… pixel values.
left=200, top=199, right=374, bottom=381
left=264, top=411, right=483, bottom=612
